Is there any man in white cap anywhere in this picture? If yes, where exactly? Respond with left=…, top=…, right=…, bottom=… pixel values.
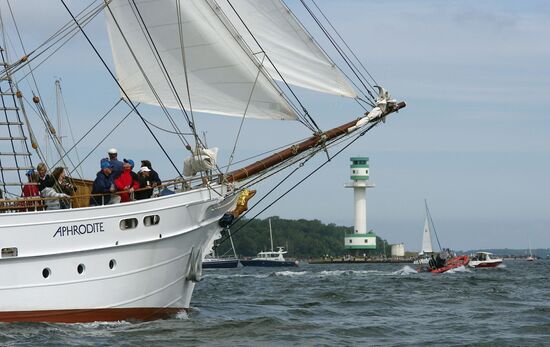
left=107, top=148, right=123, bottom=176
left=135, top=166, right=154, bottom=200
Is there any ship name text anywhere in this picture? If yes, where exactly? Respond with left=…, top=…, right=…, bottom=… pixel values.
left=53, top=222, right=105, bottom=238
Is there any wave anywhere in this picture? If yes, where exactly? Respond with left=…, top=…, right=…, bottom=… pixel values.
left=272, top=271, right=308, bottom=277
left=444, top=265, right=471, bottom=274
left=392, top=265, right=419, bottom=275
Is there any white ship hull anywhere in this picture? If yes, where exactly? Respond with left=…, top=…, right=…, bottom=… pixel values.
left=0, top=185, right=237, bottom=322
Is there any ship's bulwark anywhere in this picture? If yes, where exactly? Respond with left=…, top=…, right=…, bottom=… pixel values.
left=0, top=186, right=238, bottom=323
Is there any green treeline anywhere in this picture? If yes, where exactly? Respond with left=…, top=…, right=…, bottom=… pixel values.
left=215, top=216, right=392, bottom=259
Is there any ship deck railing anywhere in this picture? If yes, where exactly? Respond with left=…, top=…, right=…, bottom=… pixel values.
left=0, top=175, right=228, bottom=213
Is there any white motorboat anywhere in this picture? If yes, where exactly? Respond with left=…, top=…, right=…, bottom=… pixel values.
left=468, top=252, right=503, bottom=268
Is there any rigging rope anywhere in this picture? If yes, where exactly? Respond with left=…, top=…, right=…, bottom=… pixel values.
left=310, top=0, right=379, bottom=88
left=105, top=2, right=193, bottom=153
left=223, top=0, right=319, bottom=133
left=224, top=54, right=266, bottom=175
left=215, top=119, right=383, bottom=248
left=48, top=98, right=123, bottom=174
left=68, top=100, right=137, bottom=176
left=298, top=0, right=378, bottom=103
left=61, top=0, right=184, bottom=178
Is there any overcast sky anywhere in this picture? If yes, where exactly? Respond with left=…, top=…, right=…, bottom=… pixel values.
left=3, top=1, right=549, bottom=251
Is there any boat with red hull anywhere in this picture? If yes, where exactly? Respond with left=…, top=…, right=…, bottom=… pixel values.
left=418, top=255, right=469, bottom=273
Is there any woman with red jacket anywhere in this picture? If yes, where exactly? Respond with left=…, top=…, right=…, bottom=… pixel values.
left=114, top=159, right=139, bottom=202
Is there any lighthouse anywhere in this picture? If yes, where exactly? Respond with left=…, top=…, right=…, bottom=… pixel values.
left=344, top=157, right=377, bottom=253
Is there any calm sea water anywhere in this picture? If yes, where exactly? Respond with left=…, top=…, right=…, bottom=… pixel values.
left=1, top=260, right=549, bottom=346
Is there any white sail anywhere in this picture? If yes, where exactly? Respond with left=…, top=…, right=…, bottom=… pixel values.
left=216, top=0, right=357, bottom=98
left=420, top=216, right=433, bottom=254
left=105, top=0, right=297, bottom=120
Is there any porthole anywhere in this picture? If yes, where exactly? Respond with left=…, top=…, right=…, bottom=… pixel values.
left=109, top=259, right=117, bottom=270
left=42, top=267, right=51, bottom=279
left=144, top=215, right=160, bottom=226
left=77, top=264, right=85, bottom=274
left=119, top=218, right=138, bottom=230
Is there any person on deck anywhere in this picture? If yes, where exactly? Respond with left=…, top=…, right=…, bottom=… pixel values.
left=22, top=170, right=40, bottom=198
left=135, top=166, right=154, bottom=200
left=41, top=185, right=70, bottom=210
left=114, top=159, right=139, bottom=202
left=51, top=167, right=75, bottom=209
left=37, top=162, right=55, bottom=192
left=140, top=160, right=161, bottom=187
left=90, top=161, right=116, bottom=206
left=107, top=148, right=124, bottom=177
left=435, top=253, right=446, bottom=268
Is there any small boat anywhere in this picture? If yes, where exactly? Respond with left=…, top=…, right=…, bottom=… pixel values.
left=413, top=200, right=437, bottom=265
left=240, top=219, right=298, bottom=267
left=468, top=252, right=502, bottom=268
left=202, top=256, right=239, bottom=269
left=202, top=229, right=239, bottom=269
left=240, top=247, right=299, bottom=267
left=526, top=238, right=535, bottom=261
left=426, top=255, right=469, bottom=273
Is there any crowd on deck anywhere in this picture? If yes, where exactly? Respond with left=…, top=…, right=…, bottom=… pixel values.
left=19, top=148, right=162, bottom=210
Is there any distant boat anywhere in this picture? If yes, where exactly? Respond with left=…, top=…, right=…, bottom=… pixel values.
left=426, top=255, right=469, bottom=273
left=468, top=252, right=503, bottom=268
left=526, top=238, right=535, bottom=261
left=202, top=256, right=239, bottom=269
left=413, top=200, right=439, bottom=265
left=203, top=229, right=239, bottom=269
left=240, top=219, right=298, bottom=267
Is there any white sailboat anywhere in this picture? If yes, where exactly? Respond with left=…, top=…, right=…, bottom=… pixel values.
left=413, top=200, right=438, bottom=265
left=526, top=238, right=535, bottom=261
left=0, top=0, right=404, bottom=322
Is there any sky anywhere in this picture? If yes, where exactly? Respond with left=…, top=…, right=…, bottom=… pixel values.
left=2, top=0, right=549, bottom=251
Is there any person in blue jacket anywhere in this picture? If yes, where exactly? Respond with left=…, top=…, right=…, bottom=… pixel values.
left=90, top=161, right=116, bottom=206
left=107, top=148, right=124, bottom=177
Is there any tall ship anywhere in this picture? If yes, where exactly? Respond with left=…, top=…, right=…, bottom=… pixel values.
left=0, top=0, right=404, bottom=322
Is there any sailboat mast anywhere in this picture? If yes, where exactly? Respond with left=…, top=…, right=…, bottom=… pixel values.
left=425, top=199, right=442, bottom=251
left=269, top=219, right=274, bottom=252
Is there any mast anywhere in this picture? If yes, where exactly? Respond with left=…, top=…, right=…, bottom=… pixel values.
left=269, top=218, right=274, bottom=252
left=224, top=101, right=405, bottom=183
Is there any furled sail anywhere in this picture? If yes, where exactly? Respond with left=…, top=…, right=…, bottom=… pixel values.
left=215, top=0, right=357, bottom=98
left=105, top=0, right=298, bottom=120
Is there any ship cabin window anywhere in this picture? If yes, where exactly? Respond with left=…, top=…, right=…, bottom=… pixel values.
left=1, top=247, right=18, bottom=258
left=42, top=268, right=51, bottom=279
left=349, top=240, right=352, bottom=244
left=364, top=240, right=368, bottom=243
left=77, top=264, right=86, bottom=274
left=109, top=259, right=117, bottom=270
left=353, top=161, right=358, bottom=165
left=144, top=215, right=160, bottom=227
left=120, top=218, right=138, bottom=230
